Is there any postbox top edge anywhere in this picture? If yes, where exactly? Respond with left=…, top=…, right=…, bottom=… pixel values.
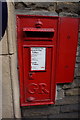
left=16, top=10, right=58, bottom=17
left=16, top=14, right=59, bottom=19
left=16, top=14, right=79, bottom=19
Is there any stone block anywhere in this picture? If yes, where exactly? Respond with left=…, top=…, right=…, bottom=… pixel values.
left=15, top=2, right=57, bottom=11
left=15, top=2, right=25, bottom=9
left=46, top=106, right=60, bottom=115
left=59, top=12, right=78, bottom=17
left=56, top=85, right=64, bottom=100
left=23, top=115, right=47, bottom=119
left=62, top=83, right=72, bottom=90
left=60, top=104, right=79, bottom=113
left=0, top=31, right=8, bottom=55
left=75, top=63, right=78, bottom=68
left=62, top=78, right=80, bottom=89
left=22, top=106, right=49, bottom=117
left=74, top=64, right=80, bottom=77
left=0, top=56, right=2, bottom=119
left=22, top=105, right=60, bottom=117
left=48, top=112, right=79, bottom=119
left=71, top=78, right=80, bottom=88
left=7, top=2, right=16, bottom=54
left=76, top=57, right=80, bottom=63
left=2, top=56, right=14, bottom=118
left=76, top=46, right=80, bottom=57
left=65, top=88, right=80, bottom=96
left=55, top=96, right=79, bottom=105
left=33, top=3, right=53, bottom=10
left=57, top=2, right=79, bottom=15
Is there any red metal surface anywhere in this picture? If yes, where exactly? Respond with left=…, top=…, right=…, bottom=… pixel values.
left=17, top=15, right=79, bottom=106
left=17, top=15, right=58, bottom=106
left=56, top=17, right=79, bottom=83
left=79, top=18, right=80, bottom=32
left=23, top=28, right=55, bottom=32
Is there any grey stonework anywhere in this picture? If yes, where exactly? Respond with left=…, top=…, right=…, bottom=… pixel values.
left=14, top=2, right=80, bottom=118
left=55, top=95, right=79, bottom=105
left=48, top=112, right=79, bottom=119
left=60, top=103, right=79, bottom=113
left=56, top=2, right=80, bottom=15
left=15, top=2, right=80, bottom=16
left=76, top=46, right=80, bottom=57
left=65, top=88, right=80, bottom=96
left=22, top=105, right=60, bottom=117
left=15, top=2, right=57, bottom=11
left=2, top=55, right=14, bottom=118
left=1, top=2, right=79, bottom=119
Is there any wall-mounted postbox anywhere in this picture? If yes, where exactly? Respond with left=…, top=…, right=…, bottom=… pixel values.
left=17, top=15, right=79, bottom=106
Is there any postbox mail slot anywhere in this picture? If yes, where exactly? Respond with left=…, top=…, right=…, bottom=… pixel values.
left=23, top=28, right=54, bottom=40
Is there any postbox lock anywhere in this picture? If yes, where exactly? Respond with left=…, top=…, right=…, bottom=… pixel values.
left=26, top=97, right=35, bottom=102
left=35, top=19, right=43, bottom=28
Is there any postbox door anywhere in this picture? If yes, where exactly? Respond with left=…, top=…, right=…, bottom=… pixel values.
left=23, top=46, right=55, bottom=106
left=17, top=15, right=58, bottom=106
left=56, top=17, right=79, bottom=83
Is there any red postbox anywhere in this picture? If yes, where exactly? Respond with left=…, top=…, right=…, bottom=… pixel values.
left=17, top=15, right=79, bottom=106
left=56, top=17, right=79, bottom=83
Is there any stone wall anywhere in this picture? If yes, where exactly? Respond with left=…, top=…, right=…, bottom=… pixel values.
left=1, top=2, right=80, bottom=119
left=1, top=32, right=14, bottom=118
left=15, top=2, right=80, bottom=118
left=15, top=2, right=80, bottom=15
left=1, top=2, right=20, bottom=118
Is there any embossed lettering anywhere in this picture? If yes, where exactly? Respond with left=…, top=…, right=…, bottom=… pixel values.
left=27, top=83, right=38, bottom=94
left=27, top=83, right=49, bottom=94
left=39, top=83, right=49, bottom=94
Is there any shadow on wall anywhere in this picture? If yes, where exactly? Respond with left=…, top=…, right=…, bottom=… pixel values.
left=0, top=1, right=8, bottom=40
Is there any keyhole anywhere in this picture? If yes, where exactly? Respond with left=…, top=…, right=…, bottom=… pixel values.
left=29, top=72, right=34, bottom=80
